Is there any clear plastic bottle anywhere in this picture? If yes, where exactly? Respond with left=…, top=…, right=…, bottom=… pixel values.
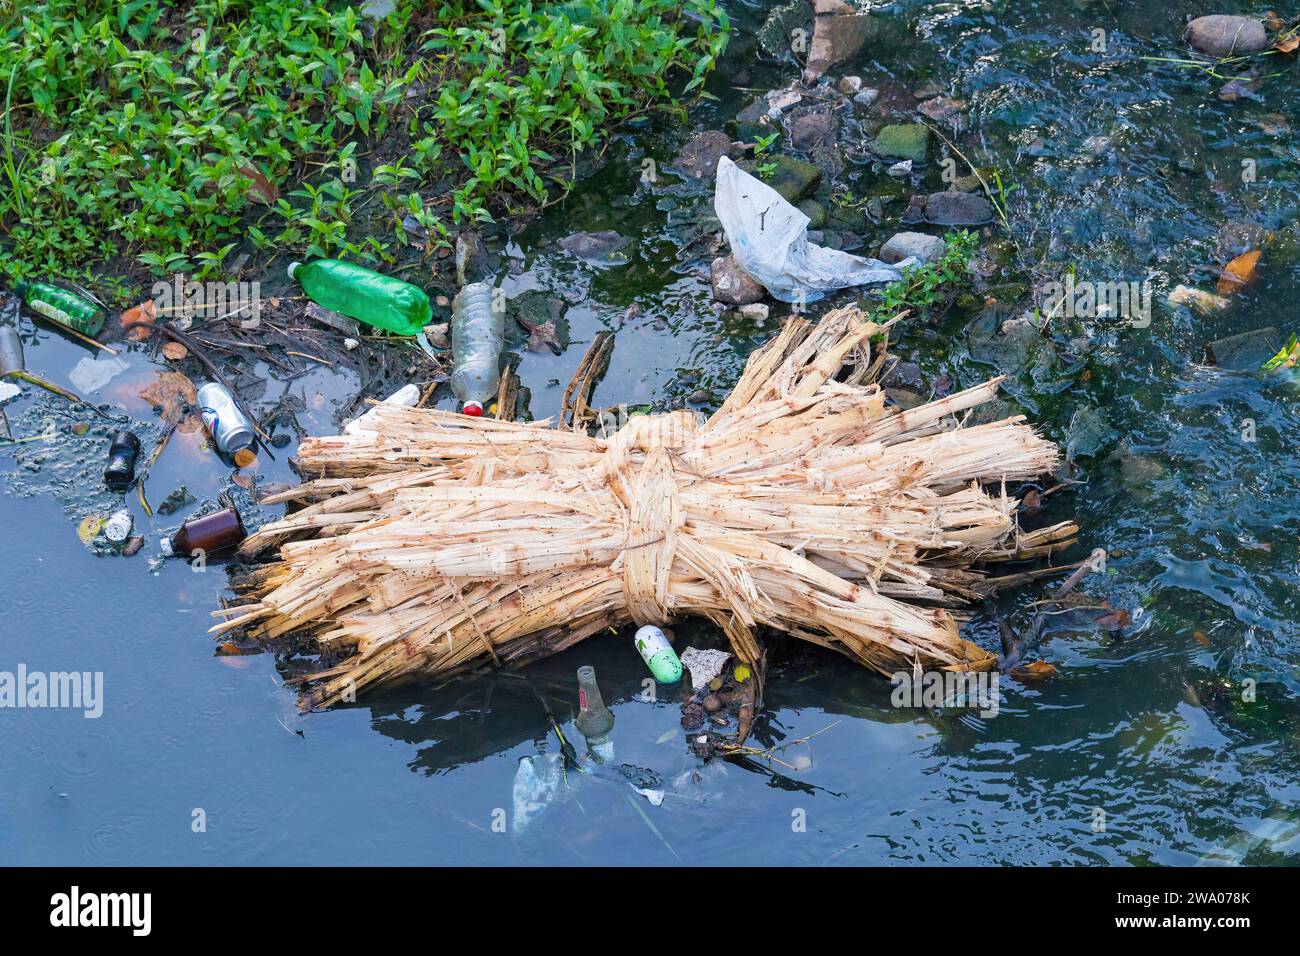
left=450, top=282, right=503, bottom=416
left=288, top=259, right=431, bottom=336
left=0, top=325, right=23, bottom=374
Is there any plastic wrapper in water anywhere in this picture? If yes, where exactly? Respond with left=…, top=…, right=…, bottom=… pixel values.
left=713, top=156, right=909, bottom=303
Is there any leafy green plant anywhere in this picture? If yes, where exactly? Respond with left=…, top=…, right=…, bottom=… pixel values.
left=869, top=231, right=979, bottom=321
left=417, top=0, right=728, bottom=222
left=0, top=1, right=726, bottom=281
left=1263, top=333, right=1299, bottom=371
left=753, top=130, right=779, bottom=180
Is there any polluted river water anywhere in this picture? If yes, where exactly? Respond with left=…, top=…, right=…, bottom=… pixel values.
left=3, top=0, right=1300, bottom=865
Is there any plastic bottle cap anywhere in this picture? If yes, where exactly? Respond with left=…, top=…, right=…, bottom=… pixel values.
left=287, top=261, right=302, bottom=279
left=462, top=401, right=484, bottom=416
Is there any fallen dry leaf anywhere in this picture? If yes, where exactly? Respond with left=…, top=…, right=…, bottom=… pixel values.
left=216, top=641, right=263, bottom=657
left=138, top=370, right=197, bottom=425
left=76, top=514, right=104, bottom=545
left=1217, top=249, right=1262, bottom=294
left=239, top=164, right=279, bottom=205
left=1010, top=659, right=1057, bottom=681
left=1094, top=608, right=1131, bottom=631
left=519, top=317, right=563, bottom=355
left=1193, top=630, right=1211, bottom=647
left=161, top=341, right=189, bottom=361
left=121, top=299, right=157, bottom=341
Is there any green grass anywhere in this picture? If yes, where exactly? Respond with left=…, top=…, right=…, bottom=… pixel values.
left=0, top=0, right=727, bottom=284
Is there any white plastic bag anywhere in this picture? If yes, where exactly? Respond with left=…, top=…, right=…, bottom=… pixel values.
left=713, top=156, right=909, bottom=303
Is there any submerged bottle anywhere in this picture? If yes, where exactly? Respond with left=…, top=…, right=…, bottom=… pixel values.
left=0, top=325, right=23, bottom=374
left=103, top=430, right=142, bottom=491
left=13, top=280, right=105, bottom=337
left=575, top=665, right=615, bottom=764
left=450, top=282, right=503, bottom=416
left=161, top=507, right=246, bottom=559
left=197, top=382, right=255, bottom=455
left=289, top=259, right=431, bottom=336
left=634, top=625, right=683, bottom=684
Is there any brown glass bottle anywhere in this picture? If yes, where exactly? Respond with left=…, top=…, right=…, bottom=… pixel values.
left=162, top=507, right=246, bottom=558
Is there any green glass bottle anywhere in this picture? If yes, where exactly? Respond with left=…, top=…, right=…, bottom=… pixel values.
left=14, top=280, right=105, bottom=337
left=288, top=259, right=431, bottom=336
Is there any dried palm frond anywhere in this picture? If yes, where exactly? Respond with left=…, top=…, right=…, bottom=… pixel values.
left=213, top=306, right=1075, bottom=709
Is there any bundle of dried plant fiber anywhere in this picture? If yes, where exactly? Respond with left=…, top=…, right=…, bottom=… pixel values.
left=213, top=306, right=1076, bottom=709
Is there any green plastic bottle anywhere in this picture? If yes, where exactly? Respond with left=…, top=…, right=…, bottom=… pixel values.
left=288, top=259, right=431, bottom=336
left=14, top=280, right=105, bottom=337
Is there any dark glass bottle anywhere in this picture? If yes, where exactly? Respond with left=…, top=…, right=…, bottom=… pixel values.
left=162, top=507, right=246, bottom=559
left=103, top=430, right=141, bottom=490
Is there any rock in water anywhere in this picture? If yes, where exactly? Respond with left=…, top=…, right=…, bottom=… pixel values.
left=796, top=199, right=827, bottom=229
left=757, top=0, right=809, bottom=58
left=804, top=11, right=877, bottom=83
left=455, top=231, right=492, bottom=285
left=1064, top=406, right=1116, bottom=460
left=1186, top=15, right=1269, bottom=57
left=672, top=130, right=739, bottom=180
left=870, top=124, right=930, bottom=163
left=748, top=154, right=822, bottom=203
left=879, top=232, right=946, bottom=264
left=854, top=88, right=880, bottom=108
left=903, top=192, right=994, bottom=226
left=790, top=112, right=838, bottom=151
left=1205, top=327, right=1280, bottom=371
left=711, top=255, right=766, bottom=305
left=558, top=230, right=631, bottom=267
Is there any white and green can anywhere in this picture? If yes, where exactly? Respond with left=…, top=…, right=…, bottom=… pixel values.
left=634, top=625, right=682, bottom=684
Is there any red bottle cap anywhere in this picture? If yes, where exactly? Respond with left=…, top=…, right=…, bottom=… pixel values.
left=462, top=401, right=484, bottom=416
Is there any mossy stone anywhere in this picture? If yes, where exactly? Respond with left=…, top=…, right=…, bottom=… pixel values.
left=870, top=124, right=930, bottom=163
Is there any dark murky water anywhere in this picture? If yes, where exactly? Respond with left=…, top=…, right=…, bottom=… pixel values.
left=4, top=0, right=1300, bottom=864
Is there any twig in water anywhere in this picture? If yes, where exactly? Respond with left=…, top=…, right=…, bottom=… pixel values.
left=121, top=318, right=275, bottom=457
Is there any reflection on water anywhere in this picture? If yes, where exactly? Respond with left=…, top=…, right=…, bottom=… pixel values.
left=3, top=0, right=1300, bottom=864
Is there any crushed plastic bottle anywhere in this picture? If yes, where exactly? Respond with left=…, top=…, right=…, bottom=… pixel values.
left=13, top=280, right=105, bottom=337
left=450, top=281, right=503, bottom=416
left=288, top=259, right=431, bottom=336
